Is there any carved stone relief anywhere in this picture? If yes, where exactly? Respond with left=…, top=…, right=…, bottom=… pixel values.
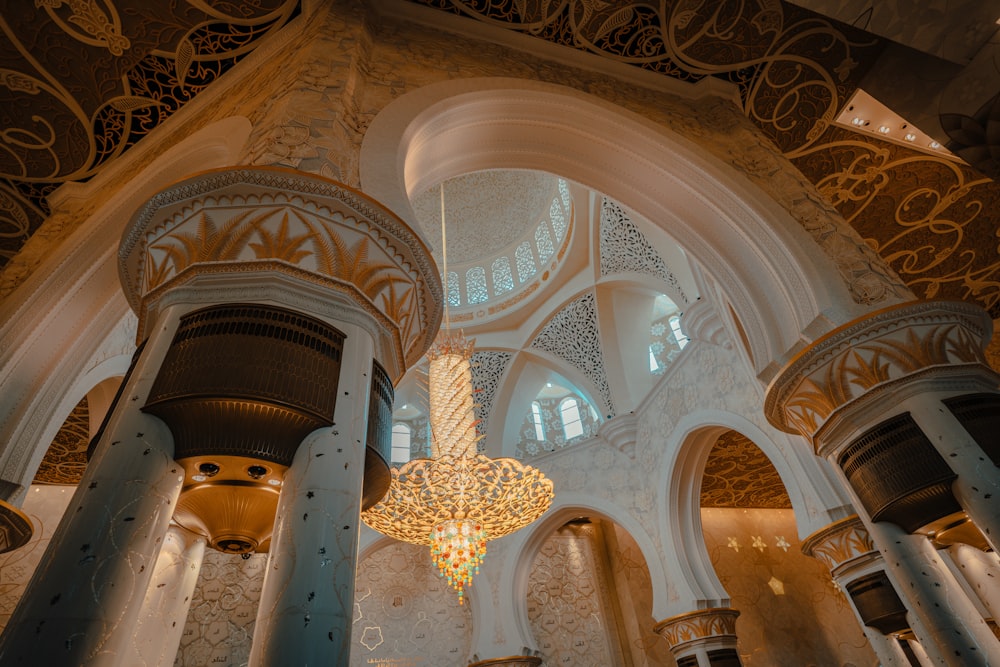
left=529, top=293, right=615, bottom=417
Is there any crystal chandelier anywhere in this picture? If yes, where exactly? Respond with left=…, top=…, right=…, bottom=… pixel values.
left=362, top=330, right=554, bottom=602
left=362, top=184, right=554, bottom=603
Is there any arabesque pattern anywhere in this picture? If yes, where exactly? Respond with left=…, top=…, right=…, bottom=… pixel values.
left=33, top=397, right=89, bottom=485
left=404, top=0, right=1000, bottom=319
left=0, top=1, right=301, bottom=263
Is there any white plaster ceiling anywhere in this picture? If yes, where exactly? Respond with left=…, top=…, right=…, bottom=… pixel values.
left=411, top=169, right=558, bottom=265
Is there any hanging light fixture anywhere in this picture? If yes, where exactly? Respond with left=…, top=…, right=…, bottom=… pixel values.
left=362, top=183, right=554, bottom=603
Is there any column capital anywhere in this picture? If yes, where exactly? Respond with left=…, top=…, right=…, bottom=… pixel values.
left=653, top=607, right=740, bottom=652
left=801, top=515, right=876, bottom=574
left=118, top=165, right=443, bottom=382
left=764, top=300, right=996, bottom=451
left=468, top=657, right=543, bottom=667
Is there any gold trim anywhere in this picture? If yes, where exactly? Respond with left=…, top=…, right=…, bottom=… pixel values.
left=467, top=657, right=542, bottom=667
left=764, top=300, right=993, bottom=436
left=653, top=607, right=741, bottom=649
left=173, top=454, right=288, bottom=555
left=0, top=499, right=34, bottom=554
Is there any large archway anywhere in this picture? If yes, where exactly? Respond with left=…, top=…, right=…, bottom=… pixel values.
left=359, top=78, right=872, bottom=378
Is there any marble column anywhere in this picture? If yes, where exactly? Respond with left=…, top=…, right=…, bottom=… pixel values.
left=654, top=608, right=743, bottom=666
left=801, top=516, right=914, bottom=667
left=863, top=517, right=999, bottom=665
left=0, top=303, right=187, bottom=665
left=944, top=545, right=1000, bottom=635
left=249, top=325, right=373, bottom=666
left=129, top=524, right=206, bottom=666
left=901, top=392, right=1000, bottom=551
left=765, top=301, right=1000, bottom=665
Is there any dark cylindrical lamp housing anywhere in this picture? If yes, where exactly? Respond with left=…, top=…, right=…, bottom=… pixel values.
left=838, top=413, right=960, bottom=534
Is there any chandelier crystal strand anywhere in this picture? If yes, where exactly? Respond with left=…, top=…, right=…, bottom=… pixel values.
left=362, top=181, right=554, bottom=604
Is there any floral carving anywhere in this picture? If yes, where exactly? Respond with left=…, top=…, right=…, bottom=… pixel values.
left=529, top=292, right=615, bottom=416
left=471, top=350, right=512, bottom=445
left=765, top=301, right=994, bottom=439
left=654, top=607, right=740, bottom=649
left=600, top=198, right=689, bottom=304
left=801, top=516, right=875, bottom=572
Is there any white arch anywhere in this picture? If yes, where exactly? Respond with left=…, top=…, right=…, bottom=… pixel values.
left=359, top=78, right=859, bottom=377
left=486, top=491, right=672, bottom=660
left=0, top=117, right=252, bottom=495
left=655, top=409, right=854, bottom=614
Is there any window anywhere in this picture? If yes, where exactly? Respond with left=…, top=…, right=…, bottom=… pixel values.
left=466, top=266, right=488, bottom=304
left=535, top=225, right=554, bottom=262
left=445, top=271, right=460, bottom=307
left=492, top=257, right=514, bottom=295
left=550, top=182, right=570, bottom=240
left=560, top=398, right=583, bottom=440
left=391, top=424, right=411, bottom=464
left=649, top=346, right=659, bottom=372
left=531, top=401, right=545, bottom=441
left=515, top=242, right=536, bottom=283
left=669, top=315, right=688, bottom=349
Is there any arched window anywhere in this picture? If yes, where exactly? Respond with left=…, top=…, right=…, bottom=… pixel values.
left=391, top=423, right=411, bottom=463
left=535, top=225, right=554, bottom=263
left=560, top=398, right=583, bottom=440
left=466, top=266, right=488, bottom=304
left=445, top=271, right=460, bottom=307
left=649, top=346, right=660, bottom=372
left=669, top=315, right=688, bottom=349
left=515, top=242, right=536, bottom=283
left=550, top=182, right=570, bottom=240
left=531, top=401, right=545, bottom=441
left=492, top=257, right=514, bottom=295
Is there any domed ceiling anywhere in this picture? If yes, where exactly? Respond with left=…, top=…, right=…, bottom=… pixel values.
left=411, top=170, right=559, bottom=265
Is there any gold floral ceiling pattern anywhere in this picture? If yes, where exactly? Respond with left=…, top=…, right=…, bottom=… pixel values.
left=4, top=0, right=999, bottom=317
left=407, top=0, right=1000, bottom=317
left=700, top=430, right=791, bottom=509
left=0, top=0, right=300, bottom=264
left=33, top=397, right=89, bottom=486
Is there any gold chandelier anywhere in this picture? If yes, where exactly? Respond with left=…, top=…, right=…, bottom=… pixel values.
left=362, top=184, right=554, bottom=603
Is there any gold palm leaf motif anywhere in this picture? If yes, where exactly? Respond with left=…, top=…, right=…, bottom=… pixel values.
left=247, top=211, right=313, bottom=264
left=147, top=208, right=265, bottom=289
left=864, top=326, right=951, bottom=373
left=843, top=348, right=891, bottom=391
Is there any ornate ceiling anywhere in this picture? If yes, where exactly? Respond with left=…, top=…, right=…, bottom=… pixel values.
left=33, top=397, right=88, bottom=486
left=411, top=171, right=559, bottom=265
left=403, top=0, right=1000, bottom=318
left=0, top=0, right=300, bottom=264
left=2, top=0, right=998, bottom=318
left=701, top=430, right=792, bottom=509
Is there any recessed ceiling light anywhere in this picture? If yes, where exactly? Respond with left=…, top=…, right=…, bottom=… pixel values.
left=877, top=125, right=891, bottom=134
left=903, top=133, right=916, bottom=142
left=930, top=140, right=941, bottom=149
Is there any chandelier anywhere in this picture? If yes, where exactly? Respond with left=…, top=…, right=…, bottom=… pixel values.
left=362, top=184, right=554, bottom=603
